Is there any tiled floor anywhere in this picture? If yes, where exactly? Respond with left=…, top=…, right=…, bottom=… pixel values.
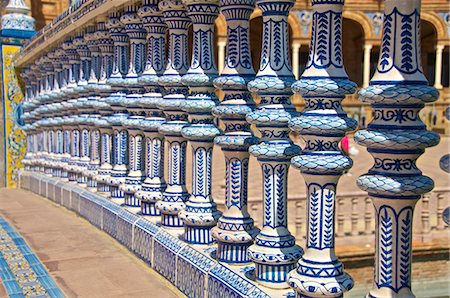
left=0, top=217, right=63, bottom=297
left=0, top=188, right=181, bottom=298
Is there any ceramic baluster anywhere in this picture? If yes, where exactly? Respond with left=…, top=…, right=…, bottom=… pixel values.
left=211, top=0, right=259, bottom=264
left=21, top=68, right=33, bottom=171
left=177, top=0, right=222, bottom=244
left=106, top=11, right=130, bottom=200
left=135, top=0, right=167, bottom=216
left=246, top=0, right=303, bottom=288
left=94, top=21, right=115, bottom=194
left=73, top=31, right=93, bottom=186
left=440, top=107, right=450, bottom=173
left=156, top=0, right=191, bottom=227
left=84, top=25, right=102, bottom=189
left=355, top=0, right=440, bottom=296
left=287, top=1, right=355, bottom=296
left=61, top=38, right=82, bottom=182
left=120, top=4, right=148, bottom=206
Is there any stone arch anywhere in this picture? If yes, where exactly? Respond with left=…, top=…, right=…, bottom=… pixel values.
left=421, top=12, right=448, bottom=43
left=250, top=9, right=262, bottom=21
left=342, top=11, right=374, bottom=41
left=288, top=12, right=302, bottom=40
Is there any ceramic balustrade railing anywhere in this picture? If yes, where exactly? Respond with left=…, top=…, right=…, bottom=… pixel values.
left=242, top=188, right=450, bottom=245
left=16, top=0, right=447, bottom=296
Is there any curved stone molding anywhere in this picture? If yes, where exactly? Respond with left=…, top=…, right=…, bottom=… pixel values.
left=246, top=0, right=303, bottom=288
left=288, top=1, right=355, bottom=297
left=355, top=0, right=440, bottom=297
left=211, top=0, right=259, bottom=264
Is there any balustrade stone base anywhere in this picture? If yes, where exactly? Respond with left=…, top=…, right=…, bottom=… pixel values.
left=141, top=201, right=160, bottom=216
left=216, top=242, right=253, bottom=264
left=18, top=170, right=302, bottom=297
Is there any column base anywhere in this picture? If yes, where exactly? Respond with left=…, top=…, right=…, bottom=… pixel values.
left=141, top=201, right=160, bottom=216
left=52, top=168, right=62, bottom=177
left=366, top=287, right=414, bottom=298
left=254, top=263, right=297, bottom=289
left=184, top=225, right=214, bottom=245
left=68, top=172, right=79, bottom=182
left=110, top=185, right=124, bottom=199
left=97, top=182, right=110, bottom=193
left=87, top=177, right=97, bottom=188
left=216, top=242, right=252, bottom=264
left=124, top=192, right=141, bottom=207
left=77, top=175, right=88, bottom=187
left=288, top=259, right=353, bottom=298
left=161, top=214, right=184, bottom=228
left=248, top=232, right=302, bottom=288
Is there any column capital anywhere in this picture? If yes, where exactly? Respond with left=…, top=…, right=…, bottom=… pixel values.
left=435, top=44, right=445, bottom=51
left=364, top=43, right=373, bottom=51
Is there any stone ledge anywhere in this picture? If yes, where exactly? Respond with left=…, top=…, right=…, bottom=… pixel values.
left=18, top=171, right=289, bottom=298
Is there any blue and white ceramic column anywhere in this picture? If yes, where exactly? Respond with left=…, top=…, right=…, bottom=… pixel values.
left=156, top=0, right=191, bottom=228
left=21, top=68, right=33, bottom=171
left=211, top=0, right=259, bottom=263
left=47, top=51, right=64, bottom=178
left=135, top=0, right=167, bottom=216
left=246, top=0, right=303, bottom=288
left=56, top=47, right=72, bottom=180
left=106, top=11, right=130, bottom=199
left=287, top=1, right=355, bottom=296
left=355, top=0, right=440, bottom=297
left=84, top=25, right=102, bottom=189
left=440, top=107, right=450, bottom=173
left=94, top=21, right=115, bottom=194
left=62, top=38, right=82, bottom=182
left=73, top=31, right=92, bottom=186
left=178, top=0, right=222, bottom=245
left=120, top=3, right=148, bottom=207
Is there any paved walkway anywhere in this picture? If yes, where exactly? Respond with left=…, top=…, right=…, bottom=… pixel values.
left=0, top=188, right=181, bottom=298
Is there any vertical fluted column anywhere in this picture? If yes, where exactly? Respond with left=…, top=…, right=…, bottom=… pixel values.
left=355, top=1, right=440, bottom=297
left=177, top=0, right=221, bottom=244
left=120, top=4, right=148, bottom=206
left=287, top=1, right=355, bottom=296
left=246, top=0, right=303, bottom=288
left=135, top=0, right=167, bottom=216
left=106, top=11, right=130, bottom=199
left=156, top=0, right=191, bottom=228
left=211, top=0, right=259, bottom=264
left=94, top=21, right=115, bottom=194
